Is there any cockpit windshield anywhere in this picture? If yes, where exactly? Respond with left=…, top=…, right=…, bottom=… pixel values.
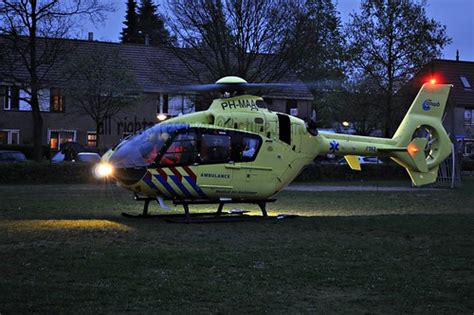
left=109, top=123, right=189, bottom=168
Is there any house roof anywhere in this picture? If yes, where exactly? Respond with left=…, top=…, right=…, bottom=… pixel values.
left=0, top=37, right=314, bottom=101
left=407, top=59, right=474, bottom=107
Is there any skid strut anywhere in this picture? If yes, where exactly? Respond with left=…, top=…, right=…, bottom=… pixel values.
left=121, top=194, right=275, bottom=223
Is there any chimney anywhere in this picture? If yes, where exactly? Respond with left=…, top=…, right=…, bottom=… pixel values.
left=456, top=49, right=459, bottom=61
left=88, top=32, right=94, bottom=41
left=144, top=34, right=150, bottom=46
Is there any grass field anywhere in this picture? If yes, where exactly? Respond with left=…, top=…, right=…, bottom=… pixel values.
left=0, top=180, right=473, bottom=313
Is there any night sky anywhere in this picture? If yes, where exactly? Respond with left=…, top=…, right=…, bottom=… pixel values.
left=84, top=0, right=474, bottom=61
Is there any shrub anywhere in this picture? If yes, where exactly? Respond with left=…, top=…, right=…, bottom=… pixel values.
left=296, top=163, right=408, bottom=182
left=0, top=162, right=99, bottom=184
left=0, top=144, right=51, bottom=159
left=462, top=159, right=474, bottom=171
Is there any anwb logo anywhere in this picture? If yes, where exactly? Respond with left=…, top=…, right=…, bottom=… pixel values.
left=422, top=99, right=441, bottom=111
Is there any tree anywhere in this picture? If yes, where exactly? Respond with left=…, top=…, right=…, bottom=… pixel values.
left=138, top=0, right=174, bottom=45
left=346, top=0, right=451, bottom=137
left=164, top=0, right=312, bottom=83
left=292, top=0, right=345, bottom=82
left=121, top=0, right=141, bottom=43
left=334, top=78, right=385, bottom=136
left=63, top=46, right=140, bottom=149
left=0, top=0, right=111, bottom=161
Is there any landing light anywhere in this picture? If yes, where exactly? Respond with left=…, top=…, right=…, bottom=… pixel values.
left=94, top=163, right=114, bottom=178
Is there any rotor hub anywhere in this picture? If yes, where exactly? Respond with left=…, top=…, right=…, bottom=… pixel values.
left=215, top=76, right=248, bottom=84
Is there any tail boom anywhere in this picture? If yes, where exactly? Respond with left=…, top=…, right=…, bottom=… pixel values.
left=318, top=83, right=453, bottom=186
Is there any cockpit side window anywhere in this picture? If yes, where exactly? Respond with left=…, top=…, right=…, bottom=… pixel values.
left=230, top=132, right=261, bottom=162
left=200, top=133, right=231, bottom=164
left=159, top=131, right=197, bottom=166
left=241, top=137, right=259, bottom=160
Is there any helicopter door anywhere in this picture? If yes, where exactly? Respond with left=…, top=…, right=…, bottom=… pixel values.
left=277, top=114, right=291, bottom=145
left=227, top=132, right=275, bottom=197
left=194, top=131, right=234, bottom=196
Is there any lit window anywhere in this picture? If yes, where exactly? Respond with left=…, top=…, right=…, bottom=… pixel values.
left=460, top=76, right=471, bottom=89
left=0, top=131, right=7, bottom=144
left=48, top=130, right=76, bottom=150
left=50, top=88, right=65, bottom=112
left=0, top=129, right=20, bottom=144
left=87, top=132, right=97, bottom=147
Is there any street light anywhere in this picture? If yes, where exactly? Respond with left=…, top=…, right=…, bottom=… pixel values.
left=157, top=113, right=167, bottom=121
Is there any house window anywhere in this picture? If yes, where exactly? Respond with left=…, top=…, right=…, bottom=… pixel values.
left=0, top=129, right=20, bottom=144
left=286, top=99, right=297, bottom=115
left=1, top=86, right=54, bottom=112
left=464, top=109, right=474, bottom=125
left=48, top=130, right=76, bottom=150
left=87, top=132, right=97, bottom=147
left=1, top=86, right=19, bottom=111
left=1, top=86, right=11, bottom=110
left=460, top=76, right=472, bottom=89
left=0, top=131, right=7, bottom=144
left=158, top=94, right=195, bottom=116
left=162, top=94, right=169, bottom=113
left=50, top=88, right=65, bottom=112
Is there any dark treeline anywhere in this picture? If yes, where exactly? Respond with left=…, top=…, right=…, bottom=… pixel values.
left=120, top=0, right=450, bottom=136
left=0, top=0, right=450, bottom=161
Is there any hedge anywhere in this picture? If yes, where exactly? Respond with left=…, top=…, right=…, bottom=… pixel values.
left=296, top=163, right=408, bottom=182
left=0, top=161, right=409, bottom=184
left=0, top=162, right=98, bottom=184
left=462, top=159, right=474, bottom=172
left=0, top=144, right=51, bottom=159
left=1, top=161, right=471, bottom=185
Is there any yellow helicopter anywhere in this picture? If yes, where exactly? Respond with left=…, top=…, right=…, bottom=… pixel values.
left=96, top=76, right=452, bottom=222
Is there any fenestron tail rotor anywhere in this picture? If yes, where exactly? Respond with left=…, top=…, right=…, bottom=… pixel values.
left=412, top=125, right=440, bottom=162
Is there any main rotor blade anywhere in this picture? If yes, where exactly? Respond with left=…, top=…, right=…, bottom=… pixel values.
left=174, top=80, right=340, bottom=93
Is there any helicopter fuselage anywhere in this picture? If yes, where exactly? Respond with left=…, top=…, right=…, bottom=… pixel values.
left=102, top=82, right=453, bottom=202
left=103, top=94, right=323, bottom=201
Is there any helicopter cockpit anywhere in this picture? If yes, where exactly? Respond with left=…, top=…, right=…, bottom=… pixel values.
left=103, top=122, right=263, bottom=185
left=109, top=123, right=188, bottom=169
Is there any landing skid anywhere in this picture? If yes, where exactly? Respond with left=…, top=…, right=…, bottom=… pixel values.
left=121, top=194, right=279, bottom=223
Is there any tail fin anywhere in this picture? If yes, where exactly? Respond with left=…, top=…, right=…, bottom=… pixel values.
left=390, top=83, right=452, bottom=186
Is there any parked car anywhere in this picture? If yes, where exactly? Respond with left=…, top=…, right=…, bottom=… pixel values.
left=75, top=152, right=101, bottom=163
left=0, top=150, right=27, bottom=163
left=51, top=151, right=101, bottom=163
left=337, top=156, right=384, bottom=165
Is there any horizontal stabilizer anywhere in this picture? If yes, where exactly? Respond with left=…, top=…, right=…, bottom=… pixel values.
left=406, top=166, right=439, bottom=187
left=407, top=138, right=428, bottom=173
left=344, top=155, right=361, bottom=171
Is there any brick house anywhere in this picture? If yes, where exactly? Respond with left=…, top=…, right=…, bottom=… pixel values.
left=400, top=58, right=474, bottom=156
left=0, top=38, right=313, bottom=151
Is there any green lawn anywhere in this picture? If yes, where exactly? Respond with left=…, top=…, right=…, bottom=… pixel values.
left=0, top=180, right=473, bottom=313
